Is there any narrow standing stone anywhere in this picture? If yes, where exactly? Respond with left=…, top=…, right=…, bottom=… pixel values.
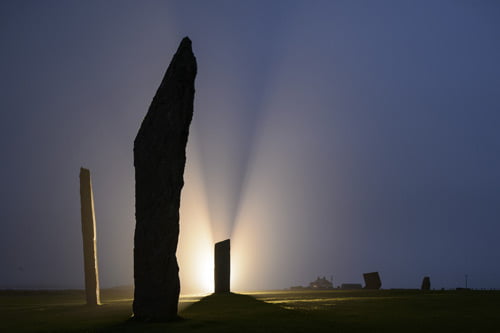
left=214, top=239, right=230, bottom=293
left=79, top=167, right=101, bottom=306
left=421, top=276, right=431, bottom=290
left=133, top=37, right=197, bottom=321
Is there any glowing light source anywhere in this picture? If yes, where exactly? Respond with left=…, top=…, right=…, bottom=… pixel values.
left=177, top=138, right=214, bottom=295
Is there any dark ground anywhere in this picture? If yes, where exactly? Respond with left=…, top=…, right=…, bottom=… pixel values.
left=1, top=288, right=499, bottom=332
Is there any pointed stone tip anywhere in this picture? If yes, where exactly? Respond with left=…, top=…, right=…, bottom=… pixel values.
left=179, top=37, right=192, bottom=49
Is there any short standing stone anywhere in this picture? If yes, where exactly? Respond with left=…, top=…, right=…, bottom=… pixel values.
left=363, top=272, right=382, bottom=289
left=421, top=276, right=431, bottom=290
left=133, top=37, right=197, bottom=321
left=214, top=239, right=230, bottom=293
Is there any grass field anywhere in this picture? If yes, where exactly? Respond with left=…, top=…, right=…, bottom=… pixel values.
left=1, top=288, right=499, bottom=332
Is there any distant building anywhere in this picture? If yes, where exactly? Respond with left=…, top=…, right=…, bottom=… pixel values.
left=341, top=283, right=363, bottom=290
left=309, top=276, right=333, bottom=289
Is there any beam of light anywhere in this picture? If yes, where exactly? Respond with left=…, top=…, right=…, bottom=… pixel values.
left=178, top=9, right=346, bottom=292
left=192, top=42, right=280, bottom=243
left=228, top=55, right=340, bottom=291
left=177, top=134, right=214, bottom=296
left=189, top=47, right=282, bottom=293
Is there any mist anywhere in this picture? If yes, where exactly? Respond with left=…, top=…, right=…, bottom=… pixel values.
left=1, top=1, right=500, bottom=294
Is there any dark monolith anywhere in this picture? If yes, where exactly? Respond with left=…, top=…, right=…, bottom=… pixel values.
left=214, top=239, right=230, bottom=293
left=133, top=37, right=197, bottom=321
left=79, top=167, right=101, bottom=306
left=363, top=272, right=382, bottom=289
left=421, top=276, right=431, bottom=290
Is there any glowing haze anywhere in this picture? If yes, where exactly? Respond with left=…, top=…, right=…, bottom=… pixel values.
left=1, top=1, right=500, bottom=294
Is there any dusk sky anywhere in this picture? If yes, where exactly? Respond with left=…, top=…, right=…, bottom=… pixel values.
left=1, top=1, right=500, bottom=293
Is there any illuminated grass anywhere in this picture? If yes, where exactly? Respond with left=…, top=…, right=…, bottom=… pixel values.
left=1, top=289, right=499, bottom=332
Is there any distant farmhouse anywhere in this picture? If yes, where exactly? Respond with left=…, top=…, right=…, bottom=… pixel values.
left=290, top=276, right=334, bottom=290
left=290, top=271, right=390, bottom=291
left=309, top=276, right=334, bottom=289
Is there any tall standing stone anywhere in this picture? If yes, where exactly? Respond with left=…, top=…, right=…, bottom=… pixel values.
left=133, top=37, right=197, bottom=321
left=79, top=167, right=101, bottom=306
left=214, top=239, right=230, bottom=293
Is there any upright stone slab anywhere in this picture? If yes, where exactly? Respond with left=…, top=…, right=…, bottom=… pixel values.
left=363, top=272, right=382, bottom=290
left=79, top=167, right=100, bottom=306
left=214, top=239, right=230, bottom=293
left=133, top=37, right=197, bottom=321
left=421, top=276, right=431, bottom=290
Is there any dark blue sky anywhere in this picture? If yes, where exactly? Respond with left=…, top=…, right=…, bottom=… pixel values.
left=1, top=1, right=499, bottom=292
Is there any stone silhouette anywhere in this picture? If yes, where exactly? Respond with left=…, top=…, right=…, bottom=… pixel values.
left=214, top=239, right=230, bottom=293
left=79, top=167, right=101, bottom=306
left=421, top=276, right=431, bottom=290
left=133, top=37, right=197, bottom=321
left=363, top=272, right=382, bottom=289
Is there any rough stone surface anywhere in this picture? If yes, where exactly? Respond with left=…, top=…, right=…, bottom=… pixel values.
left=79, top=167, right=101, bottom=306
left=363, top=272, right=382, bottom=289
left=421, top=276, right=431, bottom=290
left=133, top=37, right=197, bottom=321
left=214, top=239, right=230, bottom=293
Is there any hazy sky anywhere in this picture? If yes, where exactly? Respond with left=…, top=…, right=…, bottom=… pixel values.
left=1, top=1, right=500, bottom=293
